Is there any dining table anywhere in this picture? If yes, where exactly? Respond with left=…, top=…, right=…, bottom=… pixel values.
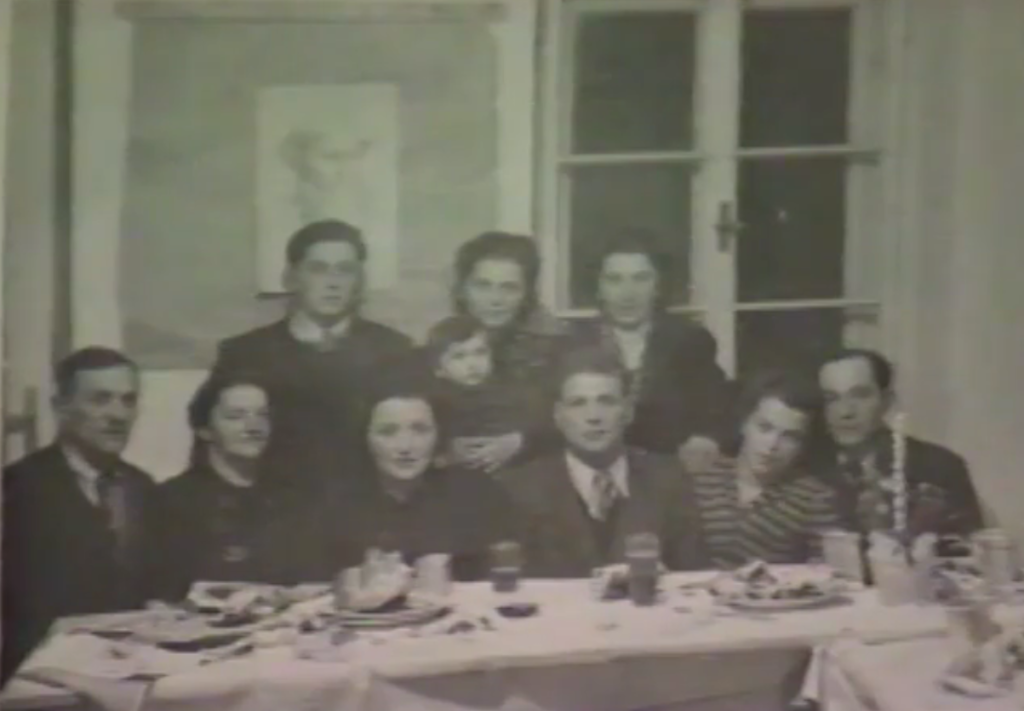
left=3, top=568, right=1017, bottom=711
left=817, top=636, right=1024, bottom=711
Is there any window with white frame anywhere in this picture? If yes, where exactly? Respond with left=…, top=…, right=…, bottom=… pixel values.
left=538, top=0, right=896, bottom=378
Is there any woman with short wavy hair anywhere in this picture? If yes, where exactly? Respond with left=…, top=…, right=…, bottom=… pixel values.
left=691, top=370, right=840, bottom=567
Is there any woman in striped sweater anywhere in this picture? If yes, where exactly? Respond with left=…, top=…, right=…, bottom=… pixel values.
left=692, top=370, right=841, bottom=568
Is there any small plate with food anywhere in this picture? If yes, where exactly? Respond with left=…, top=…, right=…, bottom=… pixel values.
left=712, top=561, right=845, bottom=611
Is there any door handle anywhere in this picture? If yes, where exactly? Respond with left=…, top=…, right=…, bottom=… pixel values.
left=714, top=201, right=744, bottom=252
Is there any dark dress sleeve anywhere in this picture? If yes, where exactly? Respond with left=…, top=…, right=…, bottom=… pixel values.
left=2, top=469, right=50, bottom=683
left=147, top=476, right=202, bottom=602
left=498, top=328, right=566, bottom=461
left=447, top=470, right=519, bottom=581
left=919, top=448, right=983, bottom=537
left=660, top=464, right=712, bottom=571
left=673, top=323, right=733, bottom=444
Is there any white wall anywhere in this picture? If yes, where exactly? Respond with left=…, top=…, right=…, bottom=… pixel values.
left=2, top=0, right=62, bottom=462
left=942, top=0, right=1024, bottom=544
left=890, top=0, right=1024, bottom=544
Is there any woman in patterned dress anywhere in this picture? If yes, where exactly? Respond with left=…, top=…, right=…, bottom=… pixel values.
left=692, top=370, right=841, bottom=567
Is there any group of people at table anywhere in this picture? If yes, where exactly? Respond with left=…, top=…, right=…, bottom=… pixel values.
left=1, top=221, right=984, bottom=685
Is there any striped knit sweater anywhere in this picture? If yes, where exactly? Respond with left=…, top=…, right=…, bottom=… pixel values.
left=693, top=467, right=842, bottom=568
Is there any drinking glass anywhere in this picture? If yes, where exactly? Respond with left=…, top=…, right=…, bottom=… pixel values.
left=490, top=541, right=523, bottom=593
left=625, top=532, right=661, bottom=606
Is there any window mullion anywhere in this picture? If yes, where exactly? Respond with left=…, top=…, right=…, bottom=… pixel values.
left=693, top=0, right=743, bottom=376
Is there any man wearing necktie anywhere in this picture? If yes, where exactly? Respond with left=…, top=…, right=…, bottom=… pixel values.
left=818, top=348, right=983, bottom=542
left=2, top=348, right=158, bottom=684
left=496, top=347, right=708, bottom=577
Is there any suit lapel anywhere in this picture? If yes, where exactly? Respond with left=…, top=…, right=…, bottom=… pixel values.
left=545, top=457, right=601, bottom=571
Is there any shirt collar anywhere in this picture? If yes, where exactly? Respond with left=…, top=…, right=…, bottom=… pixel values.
left=287, top=311, right=352, bottom=344
left=564, top=451, right=629, bottom=518
left=61, top=443, right=118, bottom=506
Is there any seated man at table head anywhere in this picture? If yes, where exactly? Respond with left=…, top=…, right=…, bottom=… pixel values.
left=496, top=347, right=708, bottom=577
left=818, top=348, right=982, bottom=540
left=2, top=347, right=158, bottom=684
left=691, top=370, right=842, bottom=567
left=211, top=219, right=412, bottom=500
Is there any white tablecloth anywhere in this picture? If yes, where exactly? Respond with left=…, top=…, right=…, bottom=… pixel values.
left=821, top=637, right=1024, bottom=711
left=0, top=573, right=978, bottom=711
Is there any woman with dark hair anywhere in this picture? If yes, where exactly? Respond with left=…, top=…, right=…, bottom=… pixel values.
left=429, top=231, right=567, bottom=473
left=304, top=361, right=516, bottom=582
left=691, top=370, right=840, bottom=567
left=570, top=229, right=732, bottom=465
left=150, top=374, right=293, bottom=600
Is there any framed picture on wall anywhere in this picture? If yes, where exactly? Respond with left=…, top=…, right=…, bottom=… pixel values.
left=255, top=83, right=400, bottom=293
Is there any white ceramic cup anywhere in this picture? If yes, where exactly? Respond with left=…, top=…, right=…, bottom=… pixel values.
left=415, top=553, right=453, bottom=598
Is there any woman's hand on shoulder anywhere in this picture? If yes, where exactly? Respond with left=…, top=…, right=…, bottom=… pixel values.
left=678, top=435, right=724, bottom=474
left=456, top=433, right=524, bottom=473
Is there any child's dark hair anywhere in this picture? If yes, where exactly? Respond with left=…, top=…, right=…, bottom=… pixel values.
left=424, top=316, right=491, bottom=367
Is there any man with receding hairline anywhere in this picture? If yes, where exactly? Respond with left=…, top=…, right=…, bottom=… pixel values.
left=2, top=347, right=159, bottom=683
left=818, top=348, right=982, bottom=540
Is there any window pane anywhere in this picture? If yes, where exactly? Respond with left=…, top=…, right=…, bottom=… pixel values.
left=568, top=164, right=692, bottom=308
left=737, top=157, right=847, bottom=302
left=571, top=12, right=696, bottom=154
left=737, top=307, right=880, bottom=378
left=740, top=9, right=851, bottom=147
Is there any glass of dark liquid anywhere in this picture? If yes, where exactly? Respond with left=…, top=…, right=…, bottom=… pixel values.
left=490, top=540, right=523, bottom=593
left=625, top=532, right=661, bottom=606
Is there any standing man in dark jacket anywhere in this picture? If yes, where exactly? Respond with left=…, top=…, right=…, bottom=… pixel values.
left=210, top=220, right=412, bottom=500
left=2, top=348, right=158, bottom=684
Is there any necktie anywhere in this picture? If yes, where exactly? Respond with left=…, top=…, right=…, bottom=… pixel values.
left=593, top=469, right=619, bottom=521
left=96, top=472, right=129, bottom=563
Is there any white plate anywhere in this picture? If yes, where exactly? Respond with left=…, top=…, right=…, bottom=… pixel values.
left=336, top=597, right=450, bottom=629
left=724, top=590, right=845, bottom=612
left=129, top=615, right=260, bottom=649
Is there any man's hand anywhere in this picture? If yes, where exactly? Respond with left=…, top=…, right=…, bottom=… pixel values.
left=907, top=483, right=948, bottom=536
left=678, top=435, right=722, bottom=474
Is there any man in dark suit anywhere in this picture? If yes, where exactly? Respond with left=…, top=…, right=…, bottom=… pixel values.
left=211, top=220, right=412, bottom=498
left=818, top=349, right=983, bottom=540
left=570, top=229, right=732, bottom=468
left=2, top=348, right=158, bottom=684
left=497, top=347, right=708, bottom=577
